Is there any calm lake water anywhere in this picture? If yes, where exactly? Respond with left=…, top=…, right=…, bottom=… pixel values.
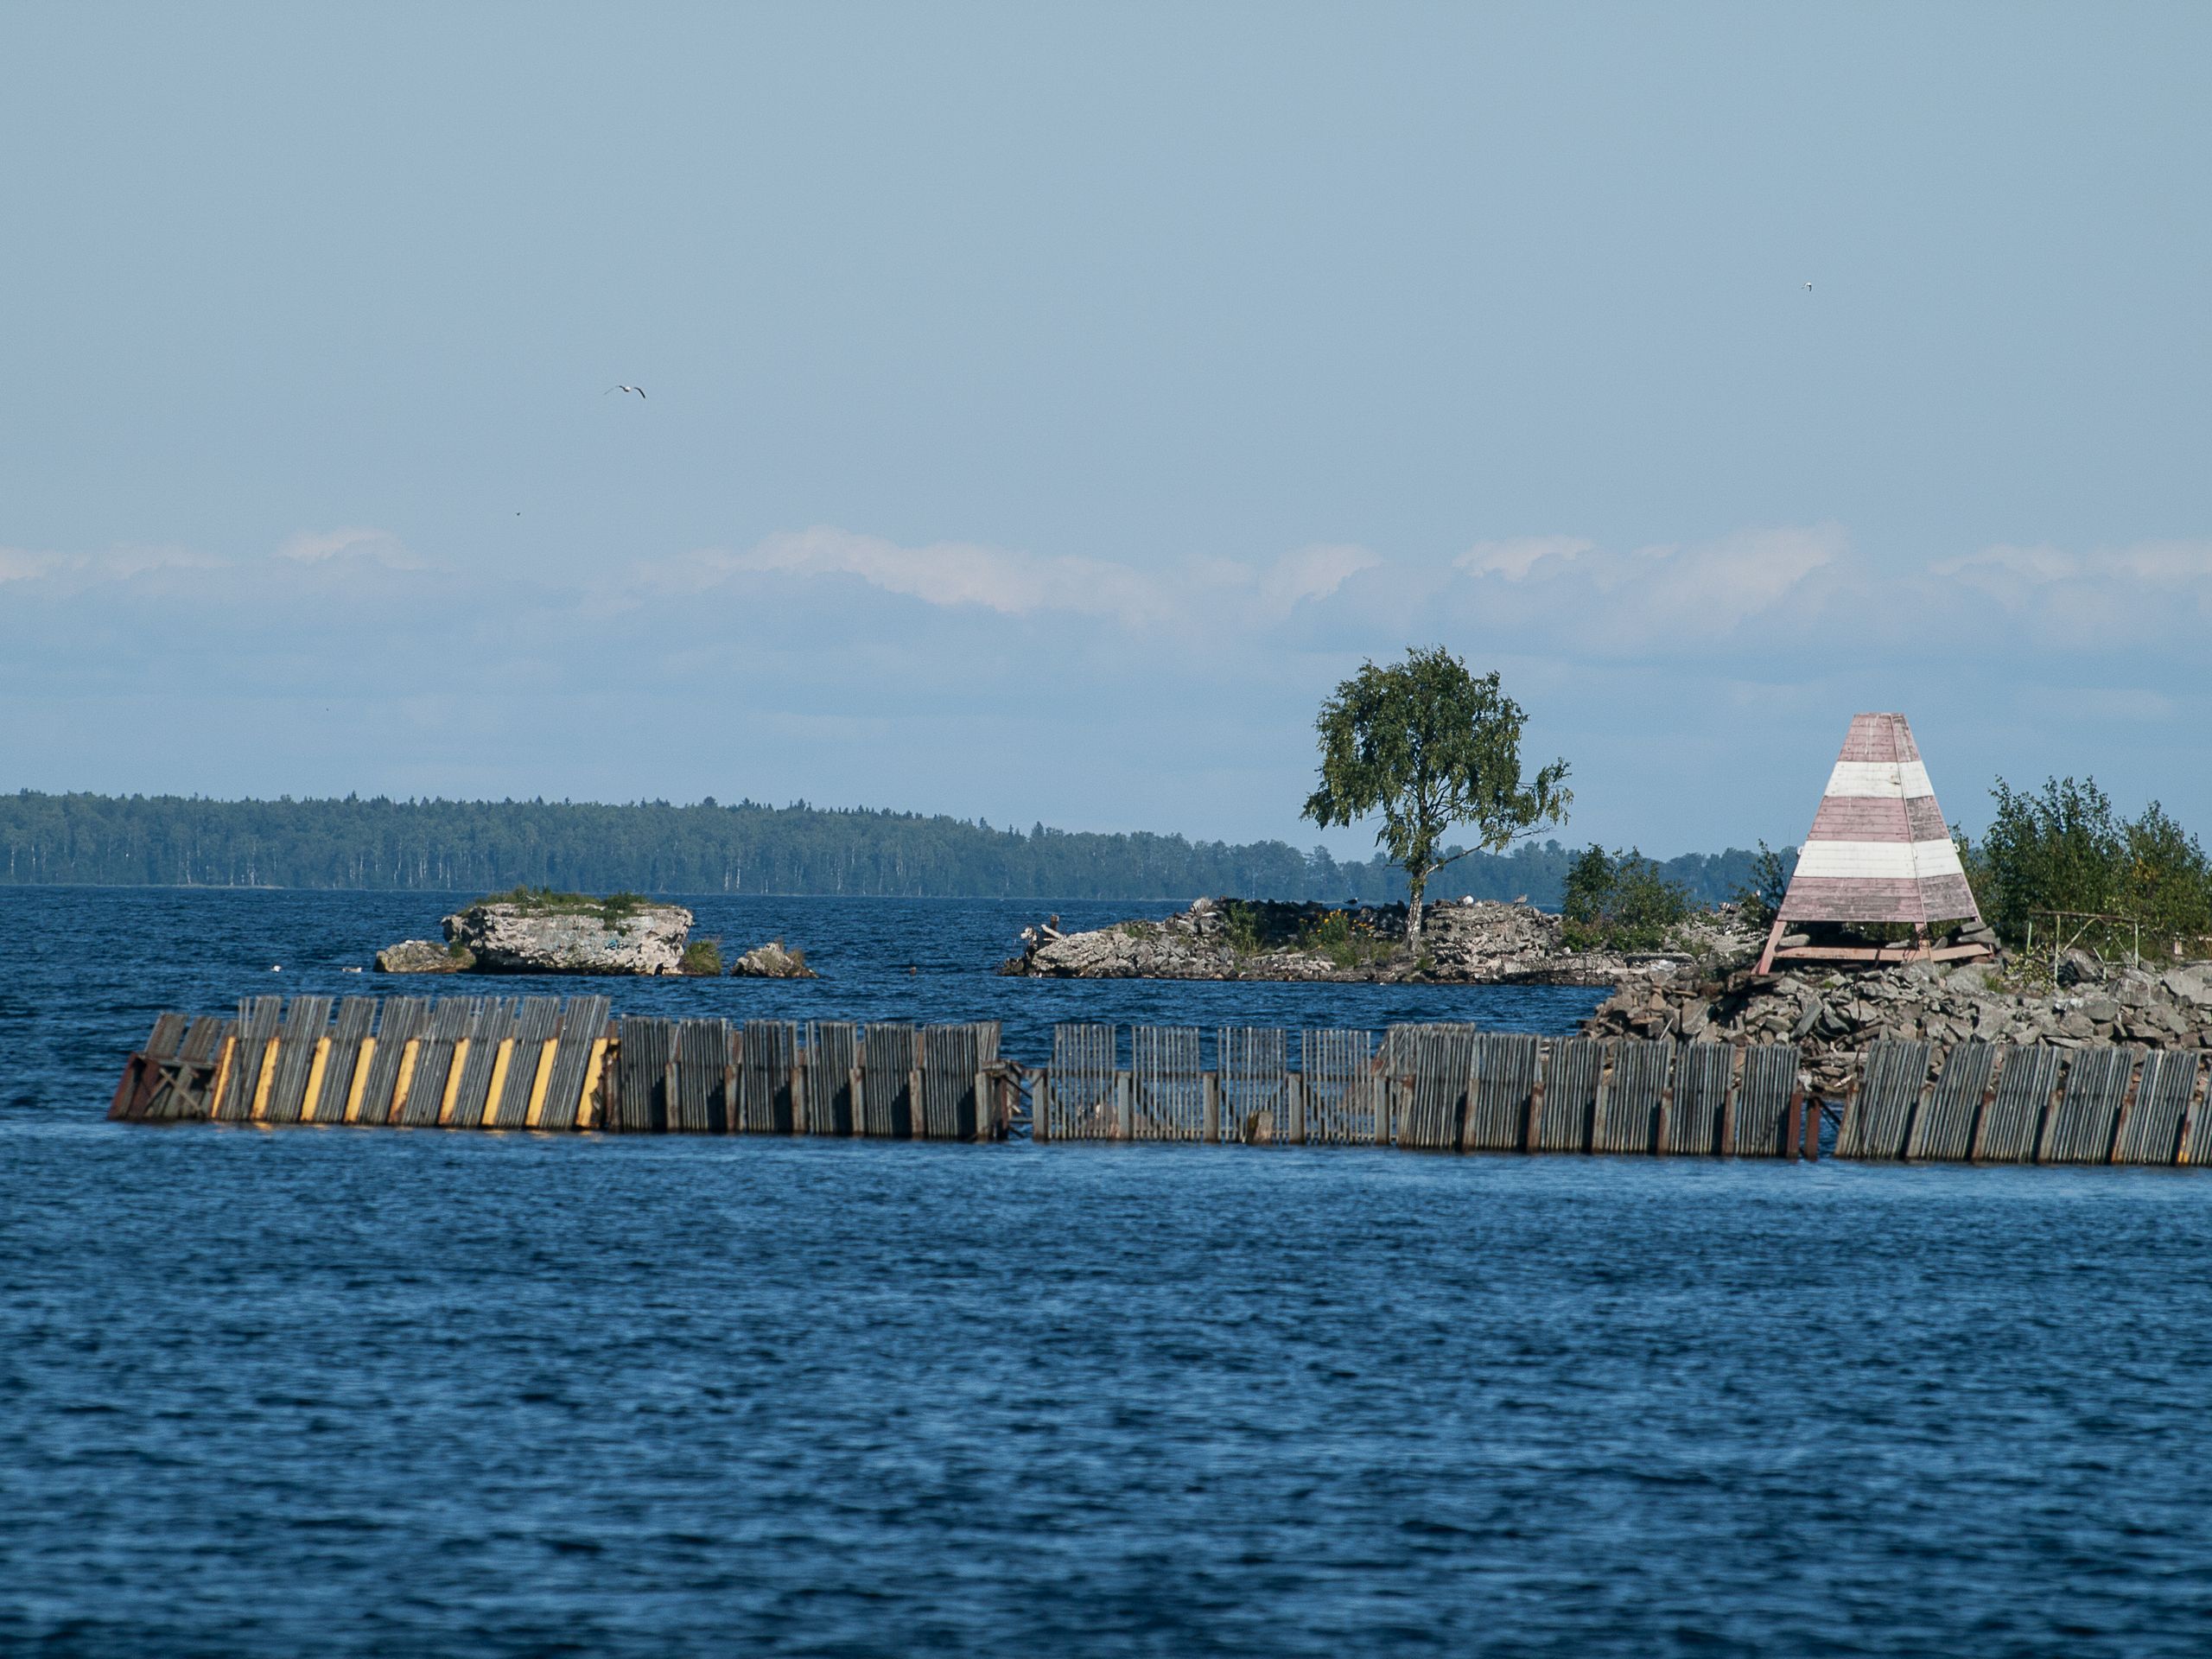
left=4, top=889, right=2210, bottom=1656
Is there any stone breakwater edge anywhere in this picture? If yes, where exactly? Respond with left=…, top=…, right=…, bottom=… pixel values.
left=1007, top=897, right=2212, bottom=1084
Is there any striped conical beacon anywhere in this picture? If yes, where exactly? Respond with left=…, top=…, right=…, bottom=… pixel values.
left=1774, top=712, right=1981, bottom=933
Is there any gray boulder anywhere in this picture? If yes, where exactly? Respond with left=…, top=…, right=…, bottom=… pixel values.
left=375, top=939, right=473, bottom=975
left=730, top=940, right=817, bottom=979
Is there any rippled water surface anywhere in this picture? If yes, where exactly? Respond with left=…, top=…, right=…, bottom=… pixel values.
left=4, top=889, right=2211, bottom=1656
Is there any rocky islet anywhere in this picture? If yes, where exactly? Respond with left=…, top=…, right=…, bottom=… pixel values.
left=999, top=896, right=1754, bottom=987
left=378, top=897, right=696, bottom=976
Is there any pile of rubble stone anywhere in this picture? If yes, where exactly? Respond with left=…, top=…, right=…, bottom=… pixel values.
left=1582, top=950, right=2212, bottom=1097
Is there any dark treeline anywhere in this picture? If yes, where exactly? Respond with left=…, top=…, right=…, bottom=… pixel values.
left=0, top=791, right=1774, bottom=908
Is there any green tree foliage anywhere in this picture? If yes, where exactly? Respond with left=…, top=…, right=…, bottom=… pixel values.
left=1732, top=840, right=1792, bottom=931
left=1300, top=648, right=1571, bottom=944
left=1979, top=777, right=2212, bottom=955
left=1952, top=828, right=1997, bottom=929
left=1560, top=845, right=1693, bottom=951
left=2122, top=803, right=2212, bottom=949
left=0, top=789, right=1777, bottom=906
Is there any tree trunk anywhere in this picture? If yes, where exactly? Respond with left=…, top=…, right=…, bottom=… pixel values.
left=1406, top=868, right=1427, bottom=950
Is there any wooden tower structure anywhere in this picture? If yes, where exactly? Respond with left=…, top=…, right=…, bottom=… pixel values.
left=1756, top=712, right=1992, bottom=974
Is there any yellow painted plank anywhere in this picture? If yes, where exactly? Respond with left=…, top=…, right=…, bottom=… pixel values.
left=207, top=1035, right=237, bottom=1121
left=250, top=1038, right=281, bottom=1122
left=580, top=1038, right=609, bottom=1129
left=524, top=1039, right=557, bottom=1128
left=344, top=1037, right=377, bottom=1122
left=482, top=1039, right=516, bottom=1129
left=437, top=1039, right=470, bottom=1126
left=391, top=1039, right=421, bottom=1125
left=299, top=1036, right=333, bottom=1123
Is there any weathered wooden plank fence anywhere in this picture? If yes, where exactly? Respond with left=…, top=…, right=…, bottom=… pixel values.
left=107, top=995, right=1013, bottom=1141
left=1027, top=1024, right=1813, bottom=1159
left=107, top=1000, right=2212, bottom=1166
left=1831, top=1038, right=2212, bottom=1166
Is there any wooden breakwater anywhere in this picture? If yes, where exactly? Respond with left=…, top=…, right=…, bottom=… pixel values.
left=1036, top=1023, right=1815, bottom=1158
left=108, top=999, right=2212, bottom=1166
left=108, top=995, right=1014, bottom=1140
left=1042, top=1025, right=2212, bottom=1165
left=1833, top=1039, right=2212, bottom=1166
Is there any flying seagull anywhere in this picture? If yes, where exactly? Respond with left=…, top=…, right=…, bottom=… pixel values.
left=606, top=384, right=646, bottom=399
left=1804, top=282, right=1813, bottom=291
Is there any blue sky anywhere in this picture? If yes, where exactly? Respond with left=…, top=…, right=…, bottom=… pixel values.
left=3, top=3, right=2207, bottom=856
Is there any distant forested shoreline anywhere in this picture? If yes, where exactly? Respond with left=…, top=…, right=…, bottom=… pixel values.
left=0, top=791, right=1777, bottom=908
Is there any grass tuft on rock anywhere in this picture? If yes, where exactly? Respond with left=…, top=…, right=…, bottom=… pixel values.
left=680, top=938, right=724, bottom=976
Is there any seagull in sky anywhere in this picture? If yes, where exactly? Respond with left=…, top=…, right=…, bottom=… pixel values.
left=606, top=384, right=646, bottom=399
left=1804, top=282, right=1814, bottom=291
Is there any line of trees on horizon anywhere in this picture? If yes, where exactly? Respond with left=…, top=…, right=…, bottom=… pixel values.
left=0, top=789, right=1776, bottom=909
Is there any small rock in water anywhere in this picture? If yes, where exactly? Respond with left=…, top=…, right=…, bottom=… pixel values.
left=376, top=939, right=474, bottom=975
left=731, top=939, right=817, bottom=979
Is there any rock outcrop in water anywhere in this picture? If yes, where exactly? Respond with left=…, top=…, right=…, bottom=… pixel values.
left=447, top=898, right=692, bottom=976
left=999, top=897, right=1752, bottom=986
left=377, top=892, right=694, bottom=976
left=373, top=939, right=474, bottom=974
left=730, top=939, right=817, bottom=979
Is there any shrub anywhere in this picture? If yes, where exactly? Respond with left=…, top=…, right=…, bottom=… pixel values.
left=1954, top=828, right=1997, bottom=928
left=1980, top=777, right=2122, bottom=939
left=1733, top=841, right=1790, bottom=931
left=1295, top=907, right=1389, bottom=969
left=1223, top=900, right=1268, bottom=956
left=679, top=938, right=724, bottom=976
left=1561, top=845, right=1691, bottom=951
left=2122, top=802, right=2212, bottom=950
left=1978, top=777, right=2212, bottom=956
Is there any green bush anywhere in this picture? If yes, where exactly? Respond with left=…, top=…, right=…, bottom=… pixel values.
left=1732, top=840, right=1790, bottom=930
left=1223, top=900, right=1268, bottom=956
left=1976, top=778, right=2212, bottom=956
left=1295, top=907, right=1390, bottom=969
left=679, top=938, right=724, bottom=976
left=1561, top=845, right=1691, bottom=951
left=1952, top=826, right=1996, bottom=927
